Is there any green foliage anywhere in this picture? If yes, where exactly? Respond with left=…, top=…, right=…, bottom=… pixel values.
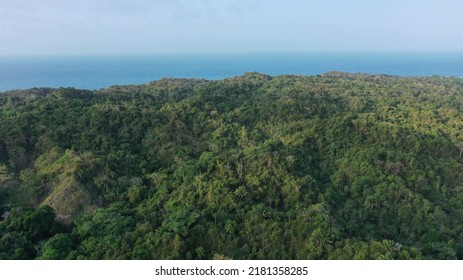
left=1, top=73, right=463, bottom=259
left=0, top=205, right=65, bottom=259
left=69, top=208, right=135, bottom=259
left=37, top=233, right=74, bottom=260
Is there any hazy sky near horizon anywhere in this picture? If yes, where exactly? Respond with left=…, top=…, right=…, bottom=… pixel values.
left=1, top=0, right=462, bottom=55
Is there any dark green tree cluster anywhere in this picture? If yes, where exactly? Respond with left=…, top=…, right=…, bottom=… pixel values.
left=0, top=205, right=67, bottom=259
left=1, top=72, right=463, bottom=259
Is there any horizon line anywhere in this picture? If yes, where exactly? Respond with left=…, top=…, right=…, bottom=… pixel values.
left=2, top=50, right=463, bottom=58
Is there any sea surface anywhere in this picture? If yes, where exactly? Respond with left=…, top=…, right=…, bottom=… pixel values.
left=1, top=53, right=463, bottom=92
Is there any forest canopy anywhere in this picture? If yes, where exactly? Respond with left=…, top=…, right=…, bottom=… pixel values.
left=1, top=72, right=463, bottom=259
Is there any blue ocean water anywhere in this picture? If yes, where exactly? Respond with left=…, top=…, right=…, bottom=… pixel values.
left=1, top=53, right=463, bottom=92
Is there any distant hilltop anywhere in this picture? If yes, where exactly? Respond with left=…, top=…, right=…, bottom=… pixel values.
left=3, top=71, right=460, bottom=95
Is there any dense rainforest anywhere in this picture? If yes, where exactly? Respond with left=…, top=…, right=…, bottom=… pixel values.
left=1, top=72, right=463, bottom=260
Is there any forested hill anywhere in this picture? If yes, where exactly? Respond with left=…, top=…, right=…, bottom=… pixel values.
left=1, top=72, right=463, bottom=260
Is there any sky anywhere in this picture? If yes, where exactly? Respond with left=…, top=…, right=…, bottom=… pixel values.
left=0, top=0, right=462, bottom=55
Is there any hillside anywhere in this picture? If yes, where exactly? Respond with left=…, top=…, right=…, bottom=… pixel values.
left=1, top=72, right=463, bottom=259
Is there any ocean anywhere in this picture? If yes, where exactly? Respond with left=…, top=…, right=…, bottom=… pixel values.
left=1, top=53, right=463, bottom=92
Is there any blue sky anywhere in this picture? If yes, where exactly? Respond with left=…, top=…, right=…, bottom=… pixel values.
left=0, top=0, right=462, bottom=55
